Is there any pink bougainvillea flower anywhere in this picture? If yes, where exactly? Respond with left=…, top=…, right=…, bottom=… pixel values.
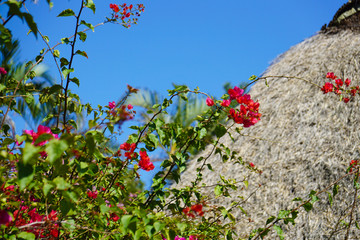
left=127, top=104, right=133, bottom=110
left=221, top=99, right=231, bottom=107
left=206, top=97, right=214, bottom=106
left=345, top=78, right=351, bottom=87
left=189, top=236, right=198, bottom=240
left=0, top=210, right=12, bottom=226
left=249, top=162, right=255, bottom=168
left=108, top=101, right=116, bottom=109
left=174, top=237, right=186, bottom=240
left=0, top=67, right=7, bottom=75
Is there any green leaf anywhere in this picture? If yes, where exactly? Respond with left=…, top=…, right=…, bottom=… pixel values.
left=57, top=9, right=75, bottom=17
left=75, top=50, right=88, bottom=59
left=176, top=222, right=187, bottom=232
left=214, top=185, right=222, bottom=196
left=78, top=32, right=87, bottom=42
left=17, top=162, right=34, bottom=191
left=45, top=139, right=68, bottom=165
left=278, top=210, right=291, bottom=219
left=80, top=20, right=94, bottom=32
left=327, top=192, right=333, bottom=206
left=62, top=67, right=74, bottom=79
left=145, top=225, right=155, bottom=238
left=23, top=13, right=38, bottom=38
left=61, top=37, right=70, bottom=44
left=43, top=179, right=54, bottom=196
left=198, top=128, right=207, bottom=139
left=333, top=184, right=339, bottom=197
left=60, top=57, right=69, bottom=67
left=266, top=216, right=276, bottom=225
left=53, top=176, right=71, bottom=190
left=17, top=232, right=35, bottom=240
left=273, top=225, right=284, bottom=240
left=85, top=0, right=96, bottom=14
left=53, top=49, right=60, bottom=58
left=25, top=92, right=34, bottom=104
left=303, top=202, right=313, bottom=212
left=60, top=198, right=75, bottom=216
left=100, top=204, right=110, bottom=214
left=121, top=215, right=133, bottom=230
left=70, top=77, right=80, bottom=87
left=153, top=221, right=165, bottom=232
left=22, top=143, right=39, bottom=165
left=215, top=124, right=227, bottom=138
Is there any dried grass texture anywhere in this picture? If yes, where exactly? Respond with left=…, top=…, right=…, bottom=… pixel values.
left=172, top=30, right=360, bottom=239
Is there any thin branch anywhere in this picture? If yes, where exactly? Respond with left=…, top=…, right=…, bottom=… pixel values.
left=63, top=0, right=85, bottom=126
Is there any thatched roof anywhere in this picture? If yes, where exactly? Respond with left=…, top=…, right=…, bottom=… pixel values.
left=173, top=2, right=360, bottom=239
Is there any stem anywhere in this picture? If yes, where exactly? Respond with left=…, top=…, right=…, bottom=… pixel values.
left=345, top=168, right=359, bottom=240
left=62, top=0, right=85, bottom=127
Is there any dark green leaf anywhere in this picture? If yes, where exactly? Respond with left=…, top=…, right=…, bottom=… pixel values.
left=333, top=184, right=339, bottom=197
left=17, top=161, right=34, bottom=191
left=23, top=13, right=38, bottom=38
left=215, top=124, right=227, bottom=138
left=57, top=9, right=75, bottom=17
left=266, top=216, right=276, bottom=225
left=75, top=50, right=88, bottom=59
left=78, top=32, right=87, bottom=42
left=303, top=202, right=313, bottom=212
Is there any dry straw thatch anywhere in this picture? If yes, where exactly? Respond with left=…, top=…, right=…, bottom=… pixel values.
left=172, top=1, right=360, bottom=239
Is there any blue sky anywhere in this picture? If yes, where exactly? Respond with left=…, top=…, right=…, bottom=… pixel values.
left=2, top=0, right=344, bottom=188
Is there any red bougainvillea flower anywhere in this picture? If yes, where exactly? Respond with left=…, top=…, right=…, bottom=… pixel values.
left=0, top=210, right=12, bottom=226
left=87, top=190, right=98, bottom=199
left=321, top=82, right=334, bottom=94
left=249, top=162, right=255, bottom=168
left=343, top=97, right=350, bottom=103
left=108, top=101, right=116, bottom=109
left=189, top=236, right=198, bottom=240
left=326, top=72, right=336, bottom=80
left=351, top=88, right=357, bottom=96
left=335, top=78, right=343, bottom=87
left=0, top=67, right=7, bottom=75
left=110, top=4, right=119, bottom=12
left=206, top=97, right=214, bottom=106
left=345, top=78, right=351, bottom=87
left=127, top=104, right=133, bottom=110
left=139, top=150, right=154, bottom=171
left=221, top=99, right=231, bottom=107
left=110, top=213, right=120, bottom=222
left=228, top=86, right=244, bottom=100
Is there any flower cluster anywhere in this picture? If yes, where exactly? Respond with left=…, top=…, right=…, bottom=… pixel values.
left=7, top=206, right=59, bottom=239
left=109, top=3, right=145, bottom=28
left=87, top=190, right=99, bottom=199
left=321, top=72, right=359, bottom=103
left=162, top=235, right=198, bottom=240
left=206, top=86, right=261, bottom=128
left=139, top=150, right=154, bottom=171
left=0, top=67, right=7, bottom=75
left=16, top=125, right=59, bottom=158
left=120, top=142, right=137, bottom=159
left=182, top=204, right=204, bottom=218
left=349, top=160, right=359, bottom=174
left=108, top=102, right=135, bottom=127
